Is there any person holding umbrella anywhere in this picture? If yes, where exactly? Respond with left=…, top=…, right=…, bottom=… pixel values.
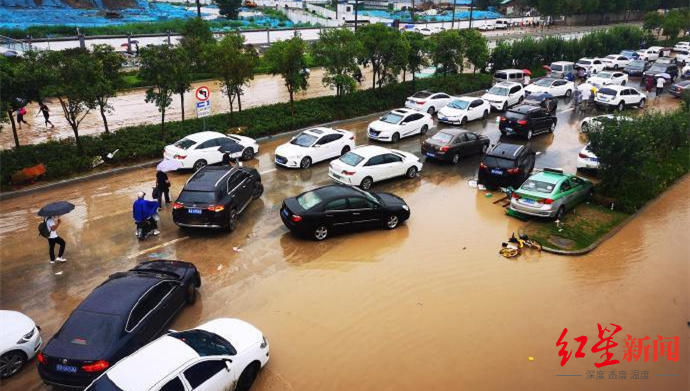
left=38, top=201, right=74, bottom=264
left=155, top=170, right=171, bottom=207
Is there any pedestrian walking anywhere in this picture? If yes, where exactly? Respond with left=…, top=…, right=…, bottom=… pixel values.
left=655, top=77, right=665, bottom=98
left=38, top=103, right=55, bottom=128
left=155, top=170, right=171, bottom=207
left=16, top=107, right=29, bottom=129
left=45, top=216, right=66, bottom=264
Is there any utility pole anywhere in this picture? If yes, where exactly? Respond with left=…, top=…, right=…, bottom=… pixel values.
left=468, top=0, right=474, bottom=29
left=195, top=0, right=201, bottom=18
left=411, top=0, right=415, bottom=25
left=451, top=0, right=456, bottom=29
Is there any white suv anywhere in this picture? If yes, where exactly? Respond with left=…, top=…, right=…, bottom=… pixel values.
left=594, top=86, right=647, bottom=111
left=481, top=82, right=525, bottom=111
left=576, top=58, right=605, bottom=74
left=274, top=127, right=355, bottom=169
left=329, top=145, right=422, bottom=190
left=368, top=108, right=434, bottom=143
left=405, top=90, right=452, bottom=115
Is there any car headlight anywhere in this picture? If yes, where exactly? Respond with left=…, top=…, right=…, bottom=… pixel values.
left=17, top=328, right=35, bottom=344
left=260, top=336, right=268, bottom=349
left=401, top=205, right=409, bottom=211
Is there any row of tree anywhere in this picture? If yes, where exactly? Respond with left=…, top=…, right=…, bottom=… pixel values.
left=519, top=0, right=689, bottom=16
left=643, top=8, right=690, bottom=39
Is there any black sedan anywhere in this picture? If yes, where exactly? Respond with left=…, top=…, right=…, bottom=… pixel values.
left=280, top=185, right=410, bottom=240
left=37, top=260, right=201, bottom=388
left=669, top=80, right=690, bottom=97
left=421, top=129, right=489, bottom=164
left=499, top=105, right=556, bottom=140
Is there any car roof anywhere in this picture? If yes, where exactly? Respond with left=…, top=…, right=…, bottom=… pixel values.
left=302, top=127, right=337, bottom=136
left=598, top=85, right=627, bottom=91
left=578, top=57, right=597, bottom=61
left=551, top=61, right=574, bottom=65
left=525, top=92, right=553, bottom=100
left=308, top=185, right=366, bottom=201
left=184, top=166, right=237, bottom=191
left=487, top=142, right=526, bottom=158
left=495, top=68, right=523, bottom=73
left=350, top=145, right=394, bottom=158
left=78, top=273, right=166, bottom=315
left=494, top=81, right=521, bottom=88
left=436, top=128, right=473, bottom=136
left=390, top=108, right=415, bottom=115
left=452, top=96, right=476, bottom=102
left=183, top=131, right=226, bottom=142
left=528, top=170, right=570, bottom=185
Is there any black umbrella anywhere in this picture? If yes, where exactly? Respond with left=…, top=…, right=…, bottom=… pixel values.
left=218, top=140, right=243, bottom=154
left=38, top=201, right=75, bottom=217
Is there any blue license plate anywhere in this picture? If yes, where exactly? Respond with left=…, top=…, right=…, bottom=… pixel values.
left=591, top=158, right=599, bottom=162
left=523, top=198, right=535, bottom=205
left=425, top=152, right=435, bottom=158
left=188, top=208, right=202, bottom=215
left=491, top=168, right=504, bottom=175
left=56, top=364, right=77, bottom=373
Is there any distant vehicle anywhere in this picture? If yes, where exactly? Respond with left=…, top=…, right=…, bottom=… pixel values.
left=549, top=61, right=575, bottom=79
left=414, top=27, right=433, bottom=36
left=683, top=64, right=690, bottom=79
left=495, top=20, right=510, bottom=29
left=164, top=131, right=259, bottom=170
left=673, top=41, right=690, bottom=52
left=481, top=82, right=525, bottom=112
left=623, top=59, right=650, bottom=76
left=85, top=318, right=269, bottom=391
left=274, top=127, right=355, bottom=169
left=478, top=21, right=496, bottom=31
left=576, top=58, right=605, bottom=74
left=405, top=90, right=452, bottom=115
left=675, top=51, right=689, bottom=66
left=587, top=71, right=628, bottom=87
left=576, top=143, right=600, bottom=171
left=669, top=80, right=690, bottom=97
left=601, top=54, right=631, bottom=70
left=510, top=168, right=593, bottom=220
left=655, top=57, right=677, bottom=65
left=421, top=129, right=490, bottom=164
left=437, top=96, right=491, bottom=125
left=172, top=166, right=262, bottom=231
left=499, top=105, right=557, bottom=140
left=413, top=65, right=438, bottom=79
left=594, top=86, right=647, bottom=111
left=524, top=77, right=575, bottom=97
left=636, top=47, right=662, bottom=61
left=643, top=63, right=679, bottom=84
left=493, top=69, right=526, bottom=85
left=478, top=142, right=535, bottom=189
left=37, top=261, right=201, bottom=389
left=367, top=108, right=434, bottom=143
left=579, top=114, right=633, bottom=133
left=328, top=145, right=422, bottom=190
left=280, top=185, right=410, bottom=240
left=523, top=93, right=558, bottom=114
left=0, top=310, right=42, bottom=378
left=619, top=50, right=640, bottom=60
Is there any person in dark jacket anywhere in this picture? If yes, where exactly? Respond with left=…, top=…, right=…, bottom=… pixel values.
left=155, top=170, right=171, bottom=206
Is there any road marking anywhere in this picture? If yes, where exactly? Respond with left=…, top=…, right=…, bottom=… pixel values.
left=127, top=236, right=189, bottom=259
left=260, top=168, right=277, bottom=175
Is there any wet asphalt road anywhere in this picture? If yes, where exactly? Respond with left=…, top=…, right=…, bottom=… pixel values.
left=0, top=90, right=686, bottom=390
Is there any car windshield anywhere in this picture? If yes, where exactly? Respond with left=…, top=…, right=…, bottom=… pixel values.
left=380, top=113, right=403, bottom=124
left=431, top=132, right=454, bottom=143
left=521, top=179, right=556, bottom=194
left=488, top=86, right=509, bottom=96
left=628, top=60, right=645, bottom=68
left=58, top=311, right=120, bottom=350
left=597, top=72, right=613, bottom=79
left=447, top=99, right=470, bottom=109
left=174, top=138, right=196, bottom=150
left=605, top=55, right=617, bottom=60
left=290, top=133, right=317, bottom=147
left=169, top=329, right=237, bottom=356
left=352, top=187, right=382, bottom=205
left=177, top=191, right=216, bottom=204
left=621, top=51, right=635, bottom=57
left=87, top=374, right=124, bottom=391
left=412, top=91, right=432, bottom=98
left=578, top=59, right=592, bottom=65
left=483, top=156, right=515, bottom=169
left=648, top=65, right=666, bottom=72
left=598, top=88, right=617, bottom=96
left=296, top=191, right=323, bottom=210
left=339, top=152, right=364, bottom=166
left=550, top=64, right=563, bottom=71
left=535, top=79, right=553, bottom=87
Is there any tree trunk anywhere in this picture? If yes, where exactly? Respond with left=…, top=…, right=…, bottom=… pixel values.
left=7, top=109, right=19, bottom=149
left=161, top=109, right=166, bottom=134
left=289, top=89, right=295, bottom=115
left=236, top=89, right=242, bottom=112
left=68, top=114, right=82, bottom=150
left=180, top=92, right=185, bottom=122
left=372, top=65, right=377, bottom=90
left=227, top=89, right=234, bottom=115
left=99, top=103, right=110, bottom=134
left=402, top=69, right=406, bottom=82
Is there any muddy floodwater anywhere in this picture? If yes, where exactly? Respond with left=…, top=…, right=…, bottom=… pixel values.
left=0, top=96, right=687, bottom=390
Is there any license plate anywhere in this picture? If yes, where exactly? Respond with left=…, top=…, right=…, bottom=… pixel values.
left=56, top=364, right=77, bottom=373
left=591, top=158, right=599, bottom=162
left=505, top=127, right=513, bottom=132
left=188, top=208, right=202, bottom=215
left=491, top=168, right=504, bottom=175
left=425, top=152, right=436, bottom=158
left=522, top=198, right=535, bottom=205
left=439, top=116, right=447, bottom=121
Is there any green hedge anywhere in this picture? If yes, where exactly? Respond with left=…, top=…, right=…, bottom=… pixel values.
left=0, top=73, right=491, bottom=189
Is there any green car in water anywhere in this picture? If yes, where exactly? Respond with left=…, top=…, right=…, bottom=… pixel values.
left=509, top=168, right=593, bottom=220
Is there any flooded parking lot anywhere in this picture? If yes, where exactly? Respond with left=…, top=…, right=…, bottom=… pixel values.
left=0, top=94, right=687, bottom=390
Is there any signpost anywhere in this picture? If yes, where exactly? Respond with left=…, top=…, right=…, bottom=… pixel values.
left=195, top=86, right=211, bottom=130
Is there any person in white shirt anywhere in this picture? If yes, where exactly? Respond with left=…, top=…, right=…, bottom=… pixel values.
left=46, top=216, right=66, bottom=264
left=656, top=77, right=665, bottom=98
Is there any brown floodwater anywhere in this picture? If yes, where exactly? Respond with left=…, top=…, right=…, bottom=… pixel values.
left=0, top=96, right=687, bottom=390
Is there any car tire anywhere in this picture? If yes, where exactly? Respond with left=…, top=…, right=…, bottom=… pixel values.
left=385, top=215, right=400, bottom=229
left=555, top=206, right=566, bottom=221
left=621, top=80, right=626, bottom=86
left=193, top=159, right=207, bottom=171
left=252, top=183, right=264, bottom=199
left=638, top=98, right=646, bottom=108
left=185, top=282, right=196, bottom=304
left=0, top=350, right=26, bottom=379
left=581, top=122, right=590, bottom=133
left=501, top=102, right=508, bottom=112
left=460, top=117, right=467, bottom=126
left=527, top=130, right=533, bottom=140
left=613, top=64, right=619, bottom=70
left=300, top=157, right=312, bottom=169
left=341, top=145, right=351, bottom=156
left=565, top=89, right=572, bottom=98
left=482, top=110, right=489, bottom=120
left=618, top=101, right=625, bottom=112
left=241, top=147, right=255, bottom=160
left=236, top=362, right=261, bottom=391
left=451, top=153, right=460, bottom=164
left=406, top=166, right=418, bottom=178
left=227, top=209, right=239, bottom=232
left=518, top=95, right=524, bottom=103
left=420, top=125, right=429, bottom=135
left=360, top=176, right=373, bottom=190
left=313, top=225, right=328, bottom=241
left=392, top=132, right=400, bottom=143
left=427, top=106, right=435, bottom=115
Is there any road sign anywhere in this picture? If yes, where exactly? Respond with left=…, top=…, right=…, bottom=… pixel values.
left=195, top=86, right=210, bottom=102
left=196, top=100, right=211, bottom=118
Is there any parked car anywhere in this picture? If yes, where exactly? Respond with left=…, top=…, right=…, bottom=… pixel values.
left=37, top=261, right=201, bottom=389
left=499, top=105, right=557, bottom=140
left=636, top=46, right=663, bottom=62
left=601, top=54, right=631, bottom=70
left=594, top=86, right=647, bottom=111
left=413, top=65, right=438, bottom=79
left=274, top=127, right=355, bottom=169
left=523, top=93, right=558, bottom=114
left=676, top=51, right=689, bottom=66
left=405, top=90, right=452, bottom=115
left=548, top=61, right=575, bottom=79
left=414, top=27, right=433, bottom=36
left=85, top=318, right=269, bottom=391
left=164, top=131, right=259, bottom=170
left=576, top=143, right=600, bottom=171
left=683, top=64, right=690, bottom=79
left=478, top=142, right=535, bottom=189
left=576, top=58, right=605, bottom=74
left=437, top=96, right=491, bottom=125
left=509, top=168, right=593, bottom=220
left=587, top=71, right=628, bottom=87
left=421, top=129, right=490, bottom=164
left=642, top=63, right=679, bottom=84
left=493, top=69, right=526, bottom=85
left=673, top=41, right=690, bottom=52
left=655, top=56, right=677, bottom=65
left=494, top=19, right=510, bottom=29
left=328, top=145, right=422, bottom=190
left=524, top=77, right=574, bottom=97
left=172, top=166, right=262, bottom=231
left=669, top=80, right=690, bottom=97
left=280, top=185, right=410, bottom=240
left=481, top=82, right=525, bottom=112
left=623, top=59, right=650, bottom=76
left=619, top=50, right=640, bottom=60
left=0, top=311, right=42, bottom=378
left=579, top=114, right=633, bottom=133
left=367, top=108, right=433, bottom=143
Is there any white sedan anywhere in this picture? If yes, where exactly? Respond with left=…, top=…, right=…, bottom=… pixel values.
left=601, top=54, right=632, bottom=70
left=576, top=58, right=605, bottom=74
left=164, top=131, right=259, bottom=170
left=579, top=114, right=633, bottom=133
left=0, top=310, right=42, bottom=378
left=368, top=108, right=434, bottom=143
left=587, top=71, right=628, bottom=87
left=576, top=143, right=600, bottom=170
left=524, top=77, right=575, bottom=97
left=405, top=90, right=452, bottom=115
left=437, top=97, right=491, bottom=125
left=85, top=318, right=269, bottom=391
left=274, top=127, right=355, bottom=169
left=329, top=145, right=422, bottom=190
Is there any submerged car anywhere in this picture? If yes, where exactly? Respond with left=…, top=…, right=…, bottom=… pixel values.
left=437, top=96, right=491, bottom=125
left=274, top=127, right=355, bottom=169
left=576, top=143, right=600, bottom=171
left=328, top=145, right=422, bottom=190
left=579, top=114, right=633, bottom=133
left=669, top=80, right=690, bottom=97
left=509, top=168, right=593, bottom=220
left=280, top=185, right=410, bottom=240
left=478, top=142, right=535, bottom=189
left=623, top=59, right=650, bottom=76
left=421, top=129, right=490, bottom=164
left=481, top=82, right=525, bottom=112
left=164, top=131, right=259, bottom=170
left=367, top=108, right=433, bottom=143
left=499, top=105, right=557, bottom=140
left=404, top=90, right=452, bottom=114
left=587, top=71, right=628, bottom=87
left=524, top=77, right=574, bottom=97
